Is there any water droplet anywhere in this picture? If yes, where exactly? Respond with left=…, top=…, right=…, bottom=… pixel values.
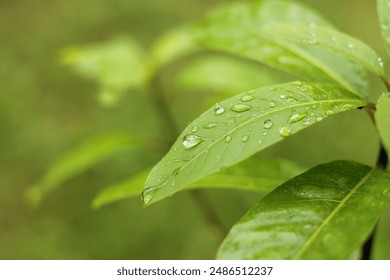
left=269, top=102, right=276, bottom=108
left=241, top=135, right=249, bottom=142
left=326, top=110, right=335, bottom=116
left=303, top=120, right=310, bottom=126
left=142, top=186, right=160, bottom=205
left=262, top=130, right=268, bottom=136
left=247, top=89, right=256, bottom=94
left=347, top=43, right=354, bottom=49
left=203, top=122, right=218, bottom=129
left=231, top=104, right=253, bottom=113
left=192, top=126, right=199, bottom=133
left=293, top=81, right=303, bottom=86
left=264, top=119, right=273, bottom=129
left=288, top=112, right=308, bottom=124
left=172, top=167, right=181, bottom=176
left=280, top=94, right=286, bottom=99
left=279, top=127, right=291, bottom=137
left=378, top=57, right=384, bottom=68
left=225, top=135, right=232, bottom=143
left=258, top=140, right=262, bottom=144
left=214, top=103, right=225, bottom=115
left=287, top=97, right=298, bottom=103
left=182, top=134, right=204, bottom=149
left=173, top=147, right=177, bottom=151
left=316, top=115, right=324, bottom=122
left=240, top=95, right=254, bottom=102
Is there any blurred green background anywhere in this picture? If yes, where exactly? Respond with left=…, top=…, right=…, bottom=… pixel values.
left=0, top=0, right=389, bottom=259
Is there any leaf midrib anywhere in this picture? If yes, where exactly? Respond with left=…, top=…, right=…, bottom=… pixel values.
left=292, top=168, right=375, bottom=259
left=150, top=96, right=363, bottom=201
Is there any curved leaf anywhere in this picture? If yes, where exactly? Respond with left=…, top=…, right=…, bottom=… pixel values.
left=193, top=0, right=369, bottom=98
left=375, top=92, right=390, bottom=155
left=60, top=36, right=146, bottom=106
left=217, top=161, right=390, bottom=260
left=378, top=0, right=390, bottom=56
left=143, top=82, right=366, bottom=205
left=93, top=157, right=305, bottom=208
left=262, top=23, right=384, bottom=76
left=27, top=134, right=145, bottom=205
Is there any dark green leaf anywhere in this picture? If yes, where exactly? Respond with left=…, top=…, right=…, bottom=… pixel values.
left=217, top=161, right=390, bottom=259
left=378, top=0, right=390, bottom=57
left=143, top=82, right=366, bottom=205
left=376, top=92, right=390, bottom=154
left=262, top=23, right=384, bottom=76
left=194, top=0, right=369, bottom=97
left=27, top=134, right=145, bottom=205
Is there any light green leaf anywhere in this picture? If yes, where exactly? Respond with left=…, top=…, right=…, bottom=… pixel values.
left=217, top=161, right=390, bottom=260
left=92, top=157, right=304, bottom=209
left=194, top=0, right=369, bottom=98
left=145, top=26, right=199, bottom=80
left=92, top=169, right=150, bottom=209
left=60, top=36, right=146, bottom=106
left=143, top=82, right=366, bottom=205
left=262, top=23, right=384, bottom=76
left=372, top=206, right=390, bottom=259
left=375, top=92, right=390, bottom=154
left=378, top=0, right=390, bottom=56
left=172, top=54, right=281, bottom=97
left=27, top=134, right=145, bottom=205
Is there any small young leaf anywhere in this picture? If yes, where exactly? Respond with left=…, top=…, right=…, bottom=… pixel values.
left=262, top=23, right=384, bottom=76
left=194, top=0, right=369, bottom=98
left=143, top=82, right=366, bottom=205
left=217, top=161, right=390, bottom=260
left=378, top=0, right=390, bottom=56
left=375, top=92, right=390, bottom=154
left=27, top=134, right=145, bottom=205
left=60, top=36, right=146, bottom=106
left=92, top=157, right=304, bottom=208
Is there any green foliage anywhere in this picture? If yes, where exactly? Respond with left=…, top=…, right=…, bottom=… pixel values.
left=143, top=82, right=365, bottom=205
left=27, top=0, right=390, bottom=260
left=217, top=161, right=390, bottom=259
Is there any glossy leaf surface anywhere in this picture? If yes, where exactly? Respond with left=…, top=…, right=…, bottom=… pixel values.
left=93, top=157, right=304, bottom=208
left=143, top=82, right=366, bottom=205
left=378, top=0, right=390, bottom=56
left=27, top=134, right=144, bottom=205
left=375, top=92, right=390, bottom=154
left=194, top=0, right=368, bottom=97
left=218, top=161, right=390, bottom=259
left=263, top=23, right=384, bottom=76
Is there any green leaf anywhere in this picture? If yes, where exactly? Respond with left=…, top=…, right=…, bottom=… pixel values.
left=217, top=161, right=390, bottom=260
left=27, top=134, right=145, bottom=206
left=143, top=82, right=366, bottom=205
left=193, top=0, right=369, bottom=98
left=92, top=168, right=150, bottom=209
left=372, top=206, right=390, bottom=259
left=60, top=36, right=146, bottom=106
left=262, top=23, right=384, bottom=76
left=378, top=0, right=390, bottom=57
left=172, top=54, right=281, bottom=97
left=92, top=157, right=304, bottom=209
left=376, top=92, right=390, bottom=155
left=145, top=26, right=199, bottom=80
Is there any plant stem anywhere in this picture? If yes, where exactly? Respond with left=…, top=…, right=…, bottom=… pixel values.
left=148, top=74, right=227, bottom=243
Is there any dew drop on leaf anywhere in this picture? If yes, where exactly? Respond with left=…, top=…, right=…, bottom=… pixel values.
left=269, top=102, right=276, bottom=108
left=231, top=104, right=253, bottom=112
left=280, top=94, right=286, bottom=99
left=214, top=103, right=225, bottom=115
left=347, top=43, right=354, bottom=49
left=292, top=81, right=303, bottom=86
left=326, top=110, right=335, bottom=116
left=241, top=135, right=249, bottom=142
left=203, top=122, right=218, bottom=129
left=142, top=186, right=160, bottom=205
left=225, top=135, right=232, bottom=143
left=264, top=119, right=273, bottom=129
left=182, top=134, right=204, bottom=149
left=316, top=115, right=324, bottom=122
left=279, top=127, right=291, bottom=137
left=191, top=126, right=199, bottom=133
left=240, top=95, right=255, bottom=102
left=288, top=112, right=308, bottom=124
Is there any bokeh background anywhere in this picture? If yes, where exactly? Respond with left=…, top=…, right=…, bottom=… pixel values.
left=1, top=0, right=389, bottom=259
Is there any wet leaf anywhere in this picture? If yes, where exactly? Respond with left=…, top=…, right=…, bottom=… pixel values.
left=378, top=0, right=390, bottom=56
left=263, top=23, right=383, bottom=76
left=27, top=134, right=145, bottom=205
left=217, top=161, right=390, bottom=259
left=92, top=157, right=304, bottom=208
left=375, top=92, right=390, bottom=154
left=193, top=0, right=369, bottom=98
left=143, top=82, right=366, bottom=205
